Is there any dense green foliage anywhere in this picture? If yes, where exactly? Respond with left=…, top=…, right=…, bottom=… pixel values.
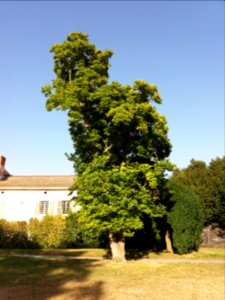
left=29, top=215, right=67, bottom=249
left=167, top=181, right=204, bottom=254
left=65, top=212, right=105, bottom=248
left=42, top=32, right=173, bottom=253
left=75, top=156, right=172, bottom=238
left=0, top=215, right=105, bottom=249
left=172, top=156, right=225, bottom=227
left=208, top=157, right=225, bottom=226
left=0, top=219, right=31, bottom=248
left=0, top=201, right=203, bottom=252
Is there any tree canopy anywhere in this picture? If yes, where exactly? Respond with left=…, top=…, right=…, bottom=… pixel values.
left=172, top=156, right=225, bottom=227
left=42, top=32, right=173, bottom=260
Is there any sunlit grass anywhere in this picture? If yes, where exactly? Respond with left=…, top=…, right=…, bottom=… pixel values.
left=0, top=255, right=223, bottom=300
left=146, top=247, right=225, bottom=260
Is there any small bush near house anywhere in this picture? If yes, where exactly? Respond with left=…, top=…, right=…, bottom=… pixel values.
left=65, top=212, right=107, bottom=248
left=0, top=219, right=31, bottom=248
left=167, top=181, right=204, bottom=254
left=28, top=215, right=67, bottom=249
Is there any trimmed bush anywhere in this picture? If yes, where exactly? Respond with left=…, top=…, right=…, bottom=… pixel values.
left=65, top=212, right=105, bottom=248
left=167, top=181, right=204, bottom=254
left=0, top=219, right=30, bottom=248
left=28, top=215, right=67, bottom=249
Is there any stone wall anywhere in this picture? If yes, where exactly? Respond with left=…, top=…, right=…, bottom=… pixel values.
left=201, top=226, right=225, bottom=247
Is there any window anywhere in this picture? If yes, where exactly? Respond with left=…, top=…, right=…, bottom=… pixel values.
left=61, top=200, right=70, bottom=214
left=39, top=201, right=49, bottom=214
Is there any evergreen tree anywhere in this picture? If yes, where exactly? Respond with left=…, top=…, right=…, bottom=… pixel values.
left=167, top=181, right=204, bottom=254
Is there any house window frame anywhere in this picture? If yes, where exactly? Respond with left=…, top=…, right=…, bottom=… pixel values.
left=39, top=200, right=49, bottom=215
left=61, top=200, right=70, bottom=214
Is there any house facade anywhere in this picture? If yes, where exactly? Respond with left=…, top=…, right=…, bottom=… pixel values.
left=0, top=156, right=78, bottom=222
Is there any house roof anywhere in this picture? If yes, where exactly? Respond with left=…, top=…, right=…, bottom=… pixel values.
left=0, top=175, right=75, bottom=190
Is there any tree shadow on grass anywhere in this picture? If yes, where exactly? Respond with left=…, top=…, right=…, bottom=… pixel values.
left=0, top=256, right=105, bottom=300
left=125, top=249, right=151, bottom=260
left=103, top=247, right=164, bottom=260
left=0, top=249, right=99, bottom=258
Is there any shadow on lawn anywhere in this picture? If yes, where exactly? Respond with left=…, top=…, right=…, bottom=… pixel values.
left=0, top=248, right=99, bottom=258
left=103, top=248, right=159, bottom=260
left=125, top=249, right=151, bottom=260
left=0, top=255, right=105, bottom=300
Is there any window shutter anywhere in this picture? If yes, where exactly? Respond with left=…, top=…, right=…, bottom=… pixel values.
left=57, top=201, right=62, bottom=214
left=49, top=201, right=54, bottom=215
left=35, top=201, right=39, bottom=217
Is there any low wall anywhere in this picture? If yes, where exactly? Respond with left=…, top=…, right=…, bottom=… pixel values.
left=201, top=226, right=225, bottom=247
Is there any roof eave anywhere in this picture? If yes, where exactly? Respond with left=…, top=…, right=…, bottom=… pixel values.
left=0, top=187, right=72, bottom=191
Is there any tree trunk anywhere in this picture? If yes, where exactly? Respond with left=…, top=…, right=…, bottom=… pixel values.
left=109, top=232, right=126, bottom=262
left=165, top=229, right=174, bottom=254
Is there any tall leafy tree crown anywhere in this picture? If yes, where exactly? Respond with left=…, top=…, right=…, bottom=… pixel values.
left=42, top=32, right=171, bottom=170
left=42, top=32, right=173, bottom=245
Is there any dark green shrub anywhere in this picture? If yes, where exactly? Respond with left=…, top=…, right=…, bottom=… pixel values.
left=65, top=212, right=104, bottom=248
left=167, top=181, right=204, bottom=254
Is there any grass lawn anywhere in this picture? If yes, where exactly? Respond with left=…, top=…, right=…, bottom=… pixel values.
left=0, top=248, right=224, bottom=300
left=0, top=247, right=224, bottom=260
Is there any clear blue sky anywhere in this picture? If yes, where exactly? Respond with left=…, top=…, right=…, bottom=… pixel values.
left=0, top=1, right=224, bottom=175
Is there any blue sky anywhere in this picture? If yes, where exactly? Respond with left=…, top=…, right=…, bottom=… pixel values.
left=0, top=1, right=224, bottom=175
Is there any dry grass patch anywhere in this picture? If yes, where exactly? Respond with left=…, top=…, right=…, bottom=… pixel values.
left=86, top=261, right=224, bottom=300
left=0, top=255, right=224, bottom=300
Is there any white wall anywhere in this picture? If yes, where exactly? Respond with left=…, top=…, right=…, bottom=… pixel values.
left=0, top=189, right=78, bottom=222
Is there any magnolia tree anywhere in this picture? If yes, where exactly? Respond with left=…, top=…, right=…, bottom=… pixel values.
left=42, top=32, right=172, bottom=261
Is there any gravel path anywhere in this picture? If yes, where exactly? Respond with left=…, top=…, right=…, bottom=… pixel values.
left=10, top=254, right=225, bottom=263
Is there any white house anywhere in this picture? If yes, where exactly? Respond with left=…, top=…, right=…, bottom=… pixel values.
left=0, top=156, right=77, bottom=222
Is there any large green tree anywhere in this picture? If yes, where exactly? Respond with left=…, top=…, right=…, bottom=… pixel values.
left=42, top=32, right=172, bottom=261
left=207, top=157, right=225, bottom=226
left=172, top=157, right=225, bottom=227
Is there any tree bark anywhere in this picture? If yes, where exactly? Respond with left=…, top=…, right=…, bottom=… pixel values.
left=165, top=229, right=174, bottom=254
left=109, top=232, right=126, bottom=262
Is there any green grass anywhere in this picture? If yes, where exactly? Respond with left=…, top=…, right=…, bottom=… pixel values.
left=0, top=254, right=224, bottom=300
left=146, top=247, right=225, bottom=260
